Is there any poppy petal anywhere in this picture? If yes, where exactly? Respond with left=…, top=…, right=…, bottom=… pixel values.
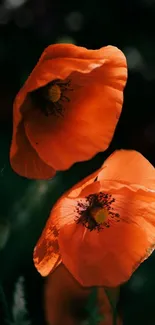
left=33, top=221, right=61, bottom=276
left=10, top=123, right=55, bottom=179
left=41, top=43, right=123, bottom=60
left=44, top=263, right=121, bottom=325
left=24, top=46, right=127, bottom=170
left=98, top=149, right=155, bottom=188
left=10, top=122, right=55, bottom=179
left=21, top=44, right=125, bottom=94
left=44, top=263, right=91, bottom=325
left=34, top=149, right=155, bottom=285
left=59, top=186, right=155, bottom=287
left=67, top=168, right=102, bottom=198
left=21, top=57, right=106, bottom=95
left=13, top=44, right=111, bottom=120
left=33, top=172, right=101, bottom=276
left=10, top=94, right=55, bottom=179
left=34, top=197, right=84, bottom=273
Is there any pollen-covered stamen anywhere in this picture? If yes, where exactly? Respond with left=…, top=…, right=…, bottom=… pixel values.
left=30, top=79, right=73, bottom=117
left=91, top=207, right=109, bottom=224
left=75, top=192, right=120, bottom=231
left=48, top=84, right=61, bottom=103
left=45, top=79, right=73, bottom=116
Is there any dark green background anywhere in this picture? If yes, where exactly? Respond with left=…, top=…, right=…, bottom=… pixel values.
left=0, top=0, right=155, bottom=324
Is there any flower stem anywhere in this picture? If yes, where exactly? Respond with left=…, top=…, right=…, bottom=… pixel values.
left=104, top=288, right=117, bottom=325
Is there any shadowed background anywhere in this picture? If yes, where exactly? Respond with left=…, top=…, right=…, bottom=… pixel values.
left=0, top=0, right=155, bottom=324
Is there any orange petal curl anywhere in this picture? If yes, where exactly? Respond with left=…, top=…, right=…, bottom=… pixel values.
left=10, top=44, right=127, bottom=178
left=10, top=122, right=55, bottom=179
left=33, top=221, right=61, bottom=276
left=34, top=150, right=155, bottom=287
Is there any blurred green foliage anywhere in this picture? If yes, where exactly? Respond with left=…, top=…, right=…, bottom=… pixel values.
left=1, top=0, right=155, bottom=324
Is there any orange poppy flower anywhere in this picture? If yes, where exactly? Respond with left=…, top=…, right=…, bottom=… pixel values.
left=33, top=149, right=155, bottom=287
left=10, top=43, right=127, bottom=179
left=44, top=263, right=121, bottom=325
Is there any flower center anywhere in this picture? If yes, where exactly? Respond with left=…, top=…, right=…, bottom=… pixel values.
left=75, top=192, right=120, bottom=231
left=30, top=79, right=73, bottom=117
left=91, top=207, right=109, bottom=224
left=48, top=84, right=61, bottom=103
